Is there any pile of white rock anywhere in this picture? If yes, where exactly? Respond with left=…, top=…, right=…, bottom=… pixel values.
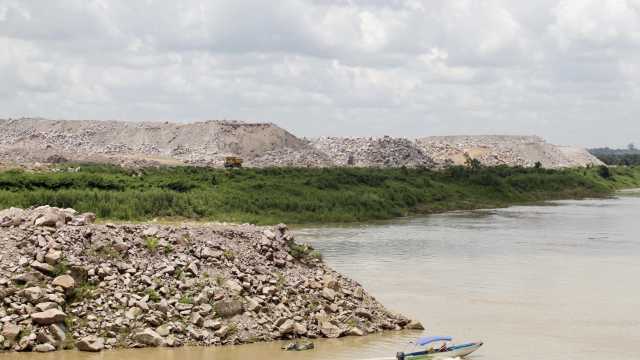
left=312, top=137, right=435, bottom=168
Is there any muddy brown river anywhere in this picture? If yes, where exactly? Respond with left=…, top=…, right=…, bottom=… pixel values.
left=6, top=191, right=640, bottom=359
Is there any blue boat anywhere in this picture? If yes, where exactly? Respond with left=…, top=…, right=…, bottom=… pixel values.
left=396, top=336, right=483, bottom=359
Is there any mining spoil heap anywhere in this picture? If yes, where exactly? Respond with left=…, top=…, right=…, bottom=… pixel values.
left=0, top=206, right=420, bottom=353
left=0, top=118, right=602, bottom=168
left=0, top=118, right=318, bottom=168
left=415, top=135, right=602, bottom=168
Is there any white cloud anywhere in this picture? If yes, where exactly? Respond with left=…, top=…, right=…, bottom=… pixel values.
left=0, top=0, right=639, bottom=146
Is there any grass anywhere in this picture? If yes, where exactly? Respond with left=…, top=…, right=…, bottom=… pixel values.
left=179, top=295, right=193, bottom=305
left=144, top=236, right=160, bottom=251
left=0, top=164, right=638, bottom=224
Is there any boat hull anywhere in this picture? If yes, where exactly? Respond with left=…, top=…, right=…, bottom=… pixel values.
left=400, top=342, right=483, bottom=359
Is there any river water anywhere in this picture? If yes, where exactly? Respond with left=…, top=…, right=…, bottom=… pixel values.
left=6, top=191, right=640, bottom=360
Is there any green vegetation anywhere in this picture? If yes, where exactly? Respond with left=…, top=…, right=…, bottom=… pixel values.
left=144, top=236, right=160, bottom=251
left=69, top=283, right=97, bottom=303
left=288, top=242, right=322, bottom=261
left=590, top=146, right=640, bottom=165
left=179, top=294, right=193, bottom=304
left=145, top=288, right=161, bottom=302
left=0, top=164, right=639, bottom=224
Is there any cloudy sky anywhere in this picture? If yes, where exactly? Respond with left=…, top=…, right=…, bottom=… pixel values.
left=1, top=0, right=639, bottom=147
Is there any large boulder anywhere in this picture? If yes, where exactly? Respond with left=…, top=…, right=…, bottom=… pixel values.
left=0, top=207, right=26, bottom=227
left=319, top=321, right=342, bottom=338
left=1, top=323, right=20, bottom=342
left=31, top=261, right=56, bottom=275
left=34, top=209, right=67, bottom=228
left=76, top=336, right=105, bottom=352
left=278, top=319, right=295, bottom=335
left=214, top=299, right=244, bottom=318
left=322, top=287, right=337, bottom=301
left=134, top=329, right=163, bottom=347
left=31, top=309, right=66, bottom=325
left=52, top=275, right=75, bottom=290
left=34, top=343, right=56, bottom=352
left=405, top=320, right=425, bottom=330
left=44, top=250, right=62, bottom=266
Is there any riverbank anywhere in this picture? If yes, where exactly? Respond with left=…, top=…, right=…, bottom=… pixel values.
left=0, top=165, right=638, bottom=224
left=0, top=206, right=419, bottom=353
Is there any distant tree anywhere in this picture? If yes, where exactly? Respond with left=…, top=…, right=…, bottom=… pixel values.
left=598, top=165, right=611, bottom=179
left=464, top=154, right=482, bottom=171
left=534, top=161, right=542, bottom=169
left=629, top=143, right=637, bottom=151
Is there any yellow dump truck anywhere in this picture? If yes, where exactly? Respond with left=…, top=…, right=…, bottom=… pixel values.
left=224, top=156, right=243, bottom=168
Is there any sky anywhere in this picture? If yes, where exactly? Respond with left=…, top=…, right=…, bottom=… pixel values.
left=1, top=0, right=639, bottom=148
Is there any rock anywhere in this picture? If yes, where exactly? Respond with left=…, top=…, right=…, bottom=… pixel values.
left=1, top=323, right=20, bottom=341
left=263, top=229, right=276, bottom=240
left=158, top=299, right=169, bottom=313
left=36, top=302, right=59, bottom=312
left=13, top=271, right=45, bottom=285
left=282, top=340, right=315, bottom=351
left=405, top=320, right=425, bottom=330
left=203, top=319, right=222, bottom=330
left=279, top=319, right=295, bottom=335
left=175, top=303, right=193, bottom=311
left=322, top=287, right=337, bottom=301
left=125, top=307, right=143, bottom=319
left=68, top=213, right=96, bottom=226
left=31, top=261, right=56, bottom=275
left=52, top=275, right=75, bottom=289
left=142, top=226, right=159, bottom=237
left=214, top=326, right=229, bottom=338
left=23, top=286, right=44, bottom=302
left=246, top=297, right=261, bottom=312
left=34, top=209, right=67, bottom=227
left=0, top=207, right=25, bottom=227
left=76, top=335, right=105, bottom=352
left=355, top=308, right=373, bottom=321
left=134, top=329, right=164, bottom=347
left=295, top=340, right=315, bottom=351
left=214, top=299, right=244, bottom=318
left=34, top=343, right=56, bottom=352
left=31, top=309, right=66, bottom=325
left=320, top=321, right=342, bottom=338
left=348, top=327, right=365, bottom=336
left=190, top=312, right=204, bottom=327
left=164, top=335, right=182, bottom=347
left=156, top=324, right=171, bottom=337
left=224, top=279, right=243, bottom=294
left=44, top=250, right=62, bottom=266
left=49, top=324, right=66, bottom=345
left=294, top=322, right=307, bottom=336
left=323, top=275, right=340, bottom=290
left=281, top=342, right=296, bottom=351
left=353, top=287, right=364, bottom=299
left=36, top=332, right=57, bottom=347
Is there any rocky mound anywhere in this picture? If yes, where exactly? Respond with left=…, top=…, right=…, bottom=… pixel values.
left=415, top=135, right=603, bottom=168
left=311, top=136, right=435, bottom=168
left=0, top=118, right=314, bottom=167
left=0, top=118, right=600, bottom=169
left=0, top=206, right=419, bottom=353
